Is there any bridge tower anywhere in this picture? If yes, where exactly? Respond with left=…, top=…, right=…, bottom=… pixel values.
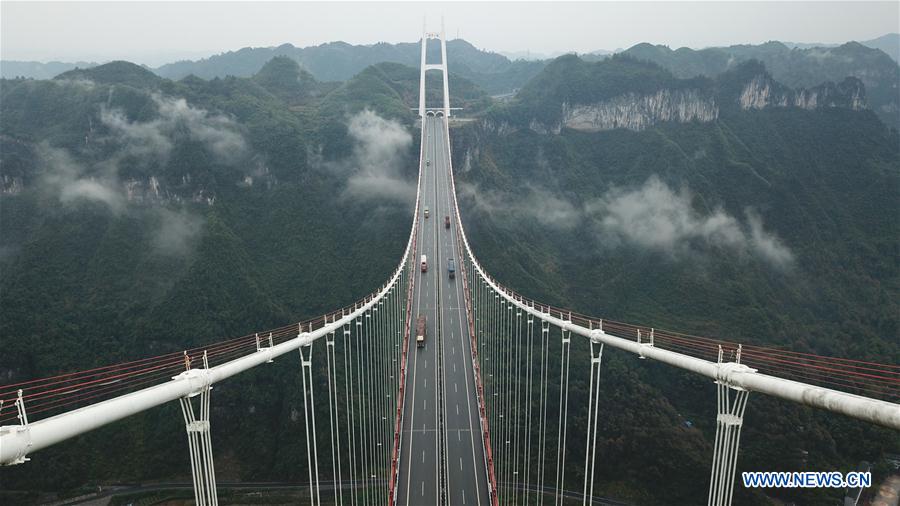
left=418, top=18, right=451, bottom=119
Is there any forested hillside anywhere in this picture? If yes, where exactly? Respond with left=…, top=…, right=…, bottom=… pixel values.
left=0, top=58, right=437, bottom=500
left=451, top=55, right=900, bottom=505
left=622, top=41, right=900, bottom=129
left=153, top=39, right=545, bottom=95
left=1, top=47, right=898, bottom=506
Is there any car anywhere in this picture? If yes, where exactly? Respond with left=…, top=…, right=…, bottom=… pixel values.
left=444, top=216, right=450, bottom=229
left=448, top=258, right=455, bottom=279
left=421, top=254, right=427, bottom=272
left=424, top=207, right=430, bottom=218
left=426, top=160, right=431, bottom=166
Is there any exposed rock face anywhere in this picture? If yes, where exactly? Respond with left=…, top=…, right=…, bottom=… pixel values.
left=480, top=119, right=515, bottom=136
left=122, top=175, right=217, bottom=206
left=1, top=175, right=23, bottom=195
left=740, top=75, right=866, bottom=111
left=562, top=89, right=719, bottom=132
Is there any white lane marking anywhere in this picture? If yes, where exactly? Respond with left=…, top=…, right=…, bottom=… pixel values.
left=454, top=383, right=458, bottom=393
left=424, top=378, right=427, bottom=389
left=438, top=121, right=485, bottom=506
left=422, top=450, right=425, bottom=463
left=458, top=430, right=462, bottom=441
left=424, top=398, right=427, bottom=411
left=456, top=403, right=459, bottom=415
left=403, top=146, right=435, bottom=506
left=453, top=363, right=456, bottom=373
left=459, top=457, right=463, bottom=471
left=424, top=359, right=427, bottom=369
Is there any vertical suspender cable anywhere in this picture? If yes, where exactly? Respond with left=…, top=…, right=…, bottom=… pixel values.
left=345, top=321, right=359, bottom=506
left=512, top=308, right=523, bottom=506
left=554, top=326, right=572, bottom=505
left=582, top=338, right=604, bottom=506
left=326, top=324, right=344, bottom=506
left=524, top=310, right=535, bottom=505
left=537, top=317, right=550, bottom=506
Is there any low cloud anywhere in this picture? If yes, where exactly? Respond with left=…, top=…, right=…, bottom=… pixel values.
left=340, top=109, right=415, bottom=203
left=460, top=175, right=793, bottom=268
left=33, top=92, right=246, bottom=257
left=746, top=211, right=794, bottom=266
left=100, top=94, right=247, bottom=163
left=101, top=107, right=172, bottom=161
left=458, top=182, right=579, bottom=229
left=152, top=208, right=204, bottom=256
left=155, top=96, right=247, bottom=162
left=39, top=143, right=125, bottom=213
left=588, top=176, right=793, bottom=267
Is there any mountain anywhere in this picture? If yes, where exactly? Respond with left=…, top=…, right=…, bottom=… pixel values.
left=0, top=57, right=425, bottom=498
left=0, top=60, right=99, bottom=79
left=1, top=50, right=897, bottom=505
left=55, top=60, right=163, bottom=89
left=450, top=55, right=899, bottom=505
left=621, top=41, right=900, bottom=129
left=154, top=39, right=544, bottom=95
left=861, top=32, right=900, bottom=62
left=318, top=61, right=491, bottom=121
left=251, top=56, right=334, bottom=104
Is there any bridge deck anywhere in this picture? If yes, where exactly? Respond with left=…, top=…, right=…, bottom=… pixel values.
left=397, top=115, right=490, bottom=505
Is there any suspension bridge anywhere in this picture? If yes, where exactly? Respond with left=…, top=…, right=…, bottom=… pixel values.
left=1, top=25, right=899, bottom=506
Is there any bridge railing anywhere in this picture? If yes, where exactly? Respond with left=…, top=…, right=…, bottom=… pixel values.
left=0, top=113, right=427, bottom=506
left=438, top=114, right=899, bottom=506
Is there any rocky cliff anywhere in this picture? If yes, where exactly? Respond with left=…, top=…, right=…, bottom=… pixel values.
left=739, top=74, right=866, bottom=111
left=563, top=88, right=718, bottom=132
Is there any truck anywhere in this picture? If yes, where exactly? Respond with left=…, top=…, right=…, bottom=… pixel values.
left=444, top=215, right=450, bottom=229
left=448, top=258, right=455, bottom=279
left=416, top=315, right=426, bottom=348
left=421, top=254, right=427, bottom=272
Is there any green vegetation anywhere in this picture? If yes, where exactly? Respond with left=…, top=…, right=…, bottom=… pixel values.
left=623, top=41, right=900, bottom=128
left=1, top=45, right=897, bottom=506
left=0, top=58, right=418, bottom=497
left=452, top=55, right=900, bottom=505
left=56, top=60, right=163, bottom=89
left=152, top=38, right=544, bottom=96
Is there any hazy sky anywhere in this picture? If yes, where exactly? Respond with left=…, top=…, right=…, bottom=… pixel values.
left=2, top=1, right=898, bottom=66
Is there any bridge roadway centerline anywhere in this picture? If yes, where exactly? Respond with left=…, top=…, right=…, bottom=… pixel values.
left=435, top=116, right=489, bottom=506
left=400, top=114, right=440, bottom=506
left=397, top=116, right=490, bottom=505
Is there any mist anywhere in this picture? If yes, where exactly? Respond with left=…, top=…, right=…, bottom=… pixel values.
left=587, top=176, right=794, bottom=267
left=341, top=109, right=415, bottom=203
left=37, top=92, right=253, bottom=256
left=458, top=182, right=579, bottom=229
left=39, top=143, right=125, bottom=213
left=101, top=94, right=247, bottom=164
left=461, top=176, right=793, bottom=268
left=152, top=207, right=204, bottom=256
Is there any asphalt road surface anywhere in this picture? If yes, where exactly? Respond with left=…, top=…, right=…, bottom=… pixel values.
left=397, top=115, right=490, bottom=506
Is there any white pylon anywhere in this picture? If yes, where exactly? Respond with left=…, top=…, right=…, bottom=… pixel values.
left=418, top=18, right=451, bottom=119
left=179, top=351, right=218, bottom=506
left=707, top=347, right=752, bottom=506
